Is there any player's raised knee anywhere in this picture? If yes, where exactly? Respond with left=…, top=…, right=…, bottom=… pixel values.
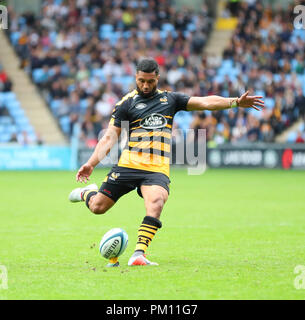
left=89, top=197, right=108, bottom=214
left=88, top=192, right=115, bottom=214
left=90, top=203, right=108, bottom=214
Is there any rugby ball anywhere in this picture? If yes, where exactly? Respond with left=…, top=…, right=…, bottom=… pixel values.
left=99, top=228, right=128, bottom=259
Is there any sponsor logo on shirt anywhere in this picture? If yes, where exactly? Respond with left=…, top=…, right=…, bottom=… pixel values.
left=140, top=113, right=167, bottom=129
left=135, top=103, right=147, bottom=110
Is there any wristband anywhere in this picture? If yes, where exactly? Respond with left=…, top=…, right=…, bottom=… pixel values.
left=230, top=98, right=239, bottom=108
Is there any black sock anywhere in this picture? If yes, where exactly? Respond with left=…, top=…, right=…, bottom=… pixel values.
left=134, top=216, right=162, bottom=254
left=83, top=191, right=97, bottom=208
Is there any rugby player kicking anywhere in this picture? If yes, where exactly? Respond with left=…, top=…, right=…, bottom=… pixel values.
left=69, top=58, right=264, bottom=267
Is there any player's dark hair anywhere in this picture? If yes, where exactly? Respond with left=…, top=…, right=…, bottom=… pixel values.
left=136, top=58, right=159, bottom=75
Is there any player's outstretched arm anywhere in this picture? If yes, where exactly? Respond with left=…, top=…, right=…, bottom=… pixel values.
left=186, top=91, right=264, bottom=112
left=76, top=125, right=121, bottom=183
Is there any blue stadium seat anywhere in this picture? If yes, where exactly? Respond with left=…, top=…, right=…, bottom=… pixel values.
left=214, top=74, right=225, bottom=83
left=0, top=116, right=13, bottom=125
left=221, top=59, right=234, bottom=70
left=10, top=31, right=21, bottom=46
left=110, top=34, right=119, bottom=45
left=218, top=63, right=236, bottom=76
left=291, top=59, right=298, bottom=71
left=32, top=68, right=48, bottom=83
left=9, top=108, right=25, bottom=118
left=273, top=74, right=281, bottom=83
left=49, top=30, right=58, bottom=43
left=0, top=92, right=5, bottom=105
left=59, top=116, right=70, bottom=134
left=187, top=23, right=196, bottom=32
left=101, top=31, right=114, bottom=41
left=241, top=73, right=249, bottom=82
left=123, top=31, right=131, bottom=39
left=159, top=30, right=169, bottom=40
left=48, top=68, right=56, bottom=77
left=67, top=84, right=76, bottom=93
left=298, top=74, right=305, bottom=83
left=112, top=76, right=134, bottom=92
left=124, top=77, right=134, bottom=92
left=171, top=30, right=178, bottom=38
left=140, top=0, right=148, bottom=7
left=100, top=24, right=114, bottom=33
left=99, top=24, right=114, bottom=40
left=162, top=23, right=175, bottom=32
left=278, top=59, right=284, bottom=68
left=145, top=31, right=153, bottom=40
left=255, top=90, right=265, bottom=98
left=2, top=92, right=17, bottom=102
left=6, top=100, right=21, bottom=109
left=249, top=107, right=262, bottom=117
left=217, top=123, right=225, bottom=132
left=92, top=68, right=104, bottom=79
left=0, top=124, right=6, bottom=133
left=0, top=90, right=35, bottom=143
left=228, top=74, right=237, bottom=82
left=129, top=0, right=139, bottom=8
left=287, top=131, right=297, bottom=143
left=25, top=125, right=35, bottom=134
left=0, top=132, right=12, bottom=143
left=50, top=99, right=62, bottom=113
left=18, top=16, right=27, bottom=28
left=15, top=116, right=30, bottom=126
left=183, top=31, right=190, bottom=38
left=80, top=99, right=89, bottom=111
left=7, top=124, right=17, bottom=134
left=264, top=97, right=275, bottom=109
left=221, top=90, right=229, bottom=97
left=292, top=29, right=305, bottom=41
left=137, top=31, right=145, bottom=39
left=174, top=111, right=193, bottom=135
left=114, top=31, right=123, bottom=40
left=259, top=29, right=268, bottom=39
left=60, top=64, right=70, bottom=76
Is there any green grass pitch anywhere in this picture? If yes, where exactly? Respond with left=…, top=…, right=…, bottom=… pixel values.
left=0, top=168, right=305, bottom=300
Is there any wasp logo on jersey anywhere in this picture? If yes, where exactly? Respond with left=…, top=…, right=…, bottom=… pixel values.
left=160, top=96, right=168, bottom=104
left=139, top=113, right=167, bottom=129
left=110, top=172, right=120, bottom=181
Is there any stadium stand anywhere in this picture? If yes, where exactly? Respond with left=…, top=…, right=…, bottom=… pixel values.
left=5, top=0, right=213, bottom=146
left=5, top=0, right=305, bottom=145
left=196, top=0, right=305, bottom=144
left=0, top=63, right=38, bottom=144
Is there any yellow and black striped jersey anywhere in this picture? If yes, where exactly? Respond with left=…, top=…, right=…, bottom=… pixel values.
left=109, top=89, right=190, bottom=177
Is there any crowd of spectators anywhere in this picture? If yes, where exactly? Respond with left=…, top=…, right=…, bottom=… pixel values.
left=206, top=0, right=305, bottom=145
left=4, top=0, right=305, bottom=146
left=6, top=0, right=212, bottom=146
